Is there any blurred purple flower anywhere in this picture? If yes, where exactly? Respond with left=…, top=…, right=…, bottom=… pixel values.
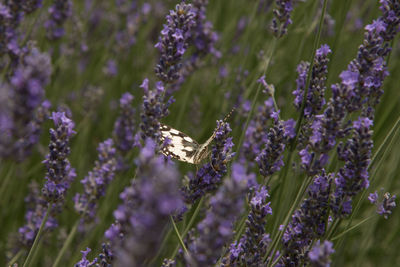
left=0, top=47, right=51, bottom=161
left=113, top=92, right=138, bottom=153
left=74, top=139, right=117, bottom=222
left=271, top=0, right=295, bottom=38
left=183, top=121, right=234, bottom=204
left=184, top=162, right=251, bottom=266
left=21, top=0, right=42, bottom=14
left=105, top=138, right=183, bottom=266
left=309, top=240, right=334, bottom=267
left=103, top=59, right=118, bottom=77
left=45, top=0, right=72, bottom=40
left=242, top=97, right=275, bottom=162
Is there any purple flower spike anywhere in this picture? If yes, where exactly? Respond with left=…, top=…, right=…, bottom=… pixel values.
left=309, top=240, right=335, bottom=267
left=113, top=92, right=138, bottom=153
left=45, top=0, right=72, bottom=40
left=74, top=139, right=117, bottom=222
left=302, top=1, right=399, bottom=176
left=22, top=0, right=42, bottom=14
left=105, top=138, right=183, bottom=266
left=256, top=115, right=295, bottom=177
left=293, top=44, right=331, bottom=117
left=242, top=97, right=275, bottom=162
left=271, top=0, right=295, bottom=38
left=183, top=121, right=234, bottom=204
left=0, top=47, right=52, bottom=161
left=18, top=181, right=58, bottom=247
left=42, top=112, right=76, bottom=203
left=223, top=184, right=272, bottom=266
left=140, top=79, right=173, bottom=143
left=332, top=117, right=373, bottom=217
left=155, top=3, right=196, bottom=84
left=185, top=162, right=251, bottom=266
left=281, top=171, right=332, bottom=266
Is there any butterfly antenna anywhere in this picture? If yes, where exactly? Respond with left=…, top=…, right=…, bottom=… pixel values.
left=223, top=107, right=236, bottom=123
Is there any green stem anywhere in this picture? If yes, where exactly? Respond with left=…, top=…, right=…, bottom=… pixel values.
left=7, top=250, right=23, bottom=266
left=171, top=197, right=205, bottom=259
left=23, top=203, right=51, bottom=267
left=331, top=215, right=375, bottom=241
left=170, top=216, right=189, bottom=255
left=0, top=164, right=15, bottom=208
left=52, top=219, right=79, bottom=267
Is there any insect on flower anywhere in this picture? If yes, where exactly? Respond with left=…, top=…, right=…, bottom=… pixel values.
left=160, top=108, right=235, bottom=164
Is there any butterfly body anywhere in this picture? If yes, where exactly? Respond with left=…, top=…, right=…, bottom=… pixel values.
left=159, top=108, right=234, bottom=164
left=160, top=124, right=215, bottom=164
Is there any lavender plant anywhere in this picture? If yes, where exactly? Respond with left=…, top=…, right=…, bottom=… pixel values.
left=1, top=1, right=400, bottom=266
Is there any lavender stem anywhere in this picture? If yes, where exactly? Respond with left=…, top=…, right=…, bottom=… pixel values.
left=23, top=203, right=51, bottom=267
left=52, top=219, right=79, bottom=267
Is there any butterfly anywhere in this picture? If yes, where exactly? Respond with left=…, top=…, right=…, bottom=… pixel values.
left=160, top=108, right=235, bottom=164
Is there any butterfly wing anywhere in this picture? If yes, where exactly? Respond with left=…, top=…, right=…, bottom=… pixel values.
left=160, top=124, right=200, bottom=164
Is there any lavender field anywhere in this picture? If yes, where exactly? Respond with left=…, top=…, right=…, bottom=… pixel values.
left=1, top=0, right=400, bottom=266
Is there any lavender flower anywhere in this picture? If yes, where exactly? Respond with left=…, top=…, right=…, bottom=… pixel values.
left=21, top=0, right=42, bottom=14
left=256, top=112, right=295, bottom=177
left=0, top=47, right=52, bottom=161
left=369, top=191, right=396, bottom=219
left=105, top=138, right=183, bottom=266
left=281, top=171, right=332, bottom=266
left=0, top=3, right=13, bottom=55
left=332, top=117, right=373, bottom=217
left=293, top=44, right=331, bottom=117
left=302, top=1, right=399, bottom=175
left=18, top=181, right=58, bottom=247
left=308, top=240, right=335, bottom=267
left=271, top=0, right=295, bottom=38
left=183, top=120, right=234, bottom=204
left=42, top=112, right=76, bottom=203
left=75, top=248, right=97, bottom=267
left=154, top=2, right=196, bottom=84
left=167, top=0, right=220, bottom=95
left=184, top=162, right=251, bottom=266
left=139, top=79, right=173, bottom=143
left=112, top=92, right=138, bottom=153
left=113, top=1, right=151, bottom=52
left=223, top=184, right=272, bottom=266
left=242, top=97, right=275, bottom=162
left=191, top=0, right=220, bottom=59
left=161, top=259, right=176, bottom=267
left=45, top=0, right=72, bottom=40
left=74, top=139, right=117, bottom=222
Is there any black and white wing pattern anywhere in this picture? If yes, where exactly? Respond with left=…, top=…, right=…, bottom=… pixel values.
left=160, top=124, right=215, bottom=164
